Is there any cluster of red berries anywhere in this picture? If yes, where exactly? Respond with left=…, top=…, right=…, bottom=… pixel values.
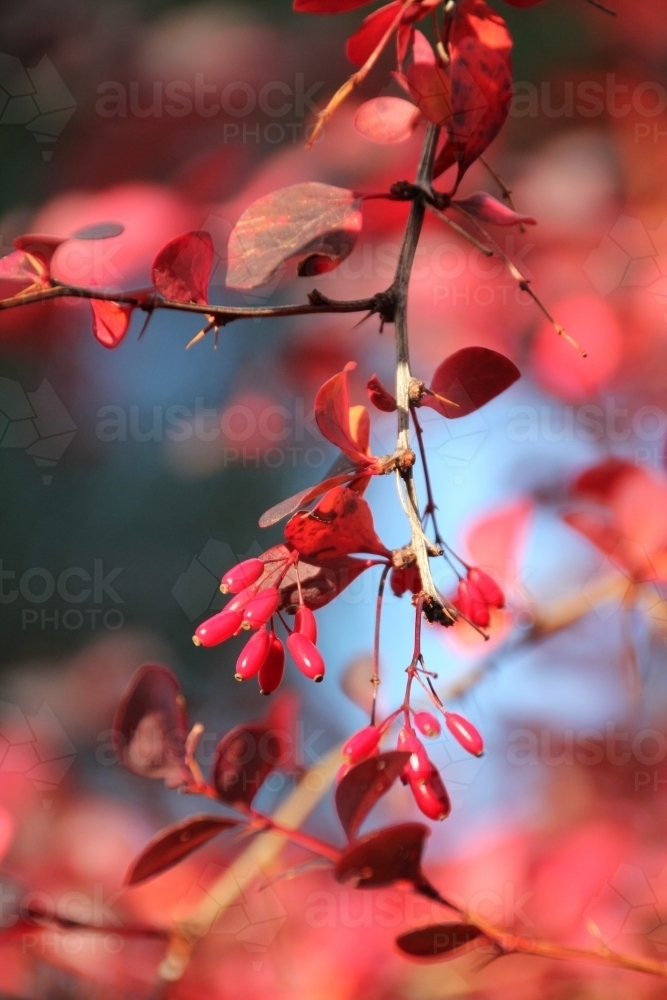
left=339, top=708, right=484, bottom=822
left=452, top=568, right=505, bottom=628
left=192, top=558, right=325, bottom=694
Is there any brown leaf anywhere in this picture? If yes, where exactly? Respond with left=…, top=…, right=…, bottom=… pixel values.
left=112, top=664, right=189, bottom=789
left=125, top=815, right=240, bottom=885
left=335, top=751, right=411, bottom=839
left=212, top=724, right=282, bottom=807
left=335, top=822, right=430, bottom=888
left=226, top=183, right=362, bottom=290
left=396, top=922, right=485, bottom=960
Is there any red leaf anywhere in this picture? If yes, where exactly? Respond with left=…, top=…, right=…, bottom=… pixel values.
left=335, top=751, right=411, bottom=839
left=151, top=230, right=213, bottom=304
left=112, top=664, right=189, bottom=789
left=90, top=300, right=133, bottom=349
left=13, top=233, right=66, bottom=271
left=294, top=0, right=373, bottom=10
left=226, top=183, right=362, bottom=290
left=280, top=554, right=377, bottom=611
left=285, top=486, right=391, bottom=560
left=346, top=2, right=402, bottom=66
left=435, top=0, right=513, bottom=185
left=125, top=815, right=240, bottom=885
left=573, top=459, right=637, bottom=503
left=466, top=498, right=533, bottom=589
left=423, top=347, right=520, bottom=418
left=335, top=823, right=432, bottom=889
left=315, top=362, right=374, bottom=465
left=258, top=467, right=368, bottom=528
left=453, top=191, right=536, bottom=226
left=367, top=373, right=397, bottom=411
left=396, top=923, right=485, bottom=959
left=354, top=97, right=422, bottom=144
left=0, top=250, right=48, bottom=298
left=406, top=32, right=451, bottom=127
left=212, top=723, right=282, bottom=807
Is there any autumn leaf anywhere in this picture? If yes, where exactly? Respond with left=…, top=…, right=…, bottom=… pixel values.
left=335, top=752, right=411, bottom=839
left=434, top=0, right=513, bottom=186
left=151, top=230, right=213, bottom=304
left=454, top=191, right=536, bottom=226
left=212, top=723, right=282, bottom=807
left=112, top=664, right=190, bottom=789
left=284, top=486, right=391, bottom=560
left=125, top=815, right=240, bottom=885
left=422, top=347, right=520, bottom=418
left=406, top=31, right=451, bottom=127
left=396, top=923, right=486, bottom=960
left=90, top=300, right=133, bottom=349
left=226, top=183, right=362, bottom=290
left=354, top=97, right=423, bottom=144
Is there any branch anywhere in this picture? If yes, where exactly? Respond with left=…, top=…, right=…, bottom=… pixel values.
left=392, top=124, right=456, bottom=625
left=0, top=282, right=390, bottom=327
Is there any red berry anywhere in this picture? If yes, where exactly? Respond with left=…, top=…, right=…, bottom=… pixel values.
left=235, top=628, right=271, bottom=681
left=413, top=711, right=441, bottom=738
left=342, top=725, right=381, bottom=763
left=286, top=632, right=325, bottom=682
left=226, top=585, right=259, bottom=614
left=409, top=766, right=451, bottom=821
left=468, top=568, right=504, bottom=609
left=397, top=727, right=431, bottom=781
left=242, top=587, right=280, bottom=627
left=193, top=608, right=243, bottom=647
left=453, top=579, right=490, bottom=627
left=258, top=635, right=285, bottom=695
left=446, top=713, right=484, bottom=757
left=221, top=558, right=264, bottom=594
left=295, top=606, right=317, bottom=643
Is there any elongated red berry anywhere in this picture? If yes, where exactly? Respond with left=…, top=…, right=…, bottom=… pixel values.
left=287, top=632, right=325, bottom=682
left=343, top=725, right=380, bottom=763
left=193, top=608, right=243, bottom=647
left=413, top=711, right=441, bottom=738
left=397, top=727, right=431, bottom=781
left=226, top=585, right=259, bottom=614
left=221, top=558, right=264, bottom=594
left=259, top=635, right=285, bottom=695
left=446, top=713, right=484, bottom=757
left=295, top=606, right=317, bottom=643
left=409, top=766, right=451, bottom=821
left=242, top=587, right=280, bottom=627
left=453, top=579, right=490, bottom=627
left=468, top=568, right=504, bottom=609
left=235, top=627, right=271, bottom=681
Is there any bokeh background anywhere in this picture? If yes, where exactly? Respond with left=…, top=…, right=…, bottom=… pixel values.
left=2, top=0, right=667, bottom=996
